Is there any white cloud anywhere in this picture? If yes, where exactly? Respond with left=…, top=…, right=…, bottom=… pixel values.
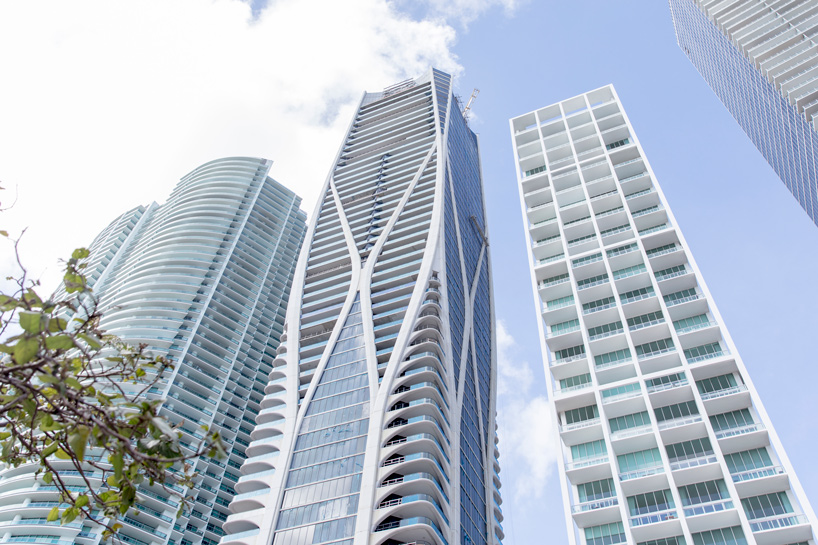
left=495, top=320, right=559, bottom=501
left=396, top=0, right=525, bottom=26
left=0, top=0, right=465, bottom=291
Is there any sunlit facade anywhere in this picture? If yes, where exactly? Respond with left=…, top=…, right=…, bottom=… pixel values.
left=0, top=157, right=306, bottom=545
left=221, top=69, right=503, bottom=545
left=511, top=86, right=816, bottom=545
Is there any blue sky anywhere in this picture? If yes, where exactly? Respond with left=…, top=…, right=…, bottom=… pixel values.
left=1, top=1, right=816, bottom=544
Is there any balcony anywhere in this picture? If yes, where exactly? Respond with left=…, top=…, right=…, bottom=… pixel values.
left=571, top=496, right=620, bottom=527
left=610, top=424, right=652, bottom=442
left=749, top=513, right=812, bottom=545
left=619, top=465, right=663, bottom=482
left=560, top=417, right=601, bottom=433
left=657, top=414, right=702, bottom=431
left=731, top=466, right=788, bottom=497
left=571, top=497, right=618, bottom=513
left=682, top=499, right=734, bottom=518
left=669, top=454, right=717, bottom=472
left=565, top=456, right=611, bottom=482
left=629, top=509, right=678, bottom=527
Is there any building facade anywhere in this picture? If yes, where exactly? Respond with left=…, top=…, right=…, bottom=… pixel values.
left=669, top=0, right=818, bottom=228
left=221, top=69, right=503, bottom=545
left=510, top=86, right=816, bottom=545
left=0, top=157, right=306, bottom=545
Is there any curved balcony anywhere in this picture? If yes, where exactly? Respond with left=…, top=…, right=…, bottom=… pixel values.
left=375, top=494, right=450, bottom=541
left=385, top=415, right=449, bottom=448
left=381, top=451, right=449, bottom=487
left=388, top=398, right=449, bottom=428
left=249, top=418, right=285, bottom=441
left=394, top=366, right=448, bottom=393
left=373, top=516, right=449, bottom=545
left=240, top=450, right=280, bottom=474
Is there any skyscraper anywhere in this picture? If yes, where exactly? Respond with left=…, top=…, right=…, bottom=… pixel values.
left=669, top=0, right=818, bottom=228
left=221, top=69, right=503, bottom=545
left=510, top=86, right=816, bottom=545
left=0, top=157, right=306, bottom=545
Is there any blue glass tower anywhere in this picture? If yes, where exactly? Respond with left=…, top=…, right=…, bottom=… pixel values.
left=222, top=69, right=503, bottom=545
left=670, top=0, right=818, bottom=227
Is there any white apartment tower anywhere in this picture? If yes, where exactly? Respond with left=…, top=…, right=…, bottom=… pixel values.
left=221, top=69, right=503, bottom=545
left=510, top=86, right=816, bottom=545
left=0, top=157, right=307, bottom=545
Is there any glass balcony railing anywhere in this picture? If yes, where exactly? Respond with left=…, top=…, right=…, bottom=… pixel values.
left=610, top=424, right=652, bottom=441
left=699, top=385, right=748, bottom=401
left=731, top=465, right=785, bottom=483
left=714, top=422, right=763, bottom=439
left=675, top=321, right=717, bottom=335
left=571, top=497, right=618, bottom=513
left=629, top=509, right=678, bottom=527
left=657, top=414, right=702, bottom=430
left=683, top=499, right=733, bottom=517
left=669, top=454, right=717, bottom=471
left=560, top=417, right=600, bottom=432
left=619, top=465, right=663, bottom=481
left=565, top=456, right=608, bottom=471
left=749, top=514, right=809, bottom=532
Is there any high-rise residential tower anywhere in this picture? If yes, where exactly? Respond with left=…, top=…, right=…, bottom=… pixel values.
left=510, top=86, right=816, bottom=545
left=0, top=157, right=307, bottom=545
left=669, top=0, right=818, bottom=228
left=221, top=69, right=503, bottom=545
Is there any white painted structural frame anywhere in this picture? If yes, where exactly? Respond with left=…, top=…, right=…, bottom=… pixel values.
left=222, top=69, right=502, bottom=545
left=510, top=85, right=816, bottom=545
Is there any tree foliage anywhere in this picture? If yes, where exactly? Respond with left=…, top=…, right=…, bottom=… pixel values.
left=0, top=224, right=225, bottom=535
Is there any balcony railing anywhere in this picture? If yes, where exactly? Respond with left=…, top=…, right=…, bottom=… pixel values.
left=560, top=417, right=600, bottom=432
left=602, top=389, right=641, bottom=404
left=683, top=499, right=733, bottom=517
left=700, top=385, right=748, bottom=401
left=557, top=382, right=592, bottom=395
left=675, top=321, right=717, bottom=335
left=629, top=509, right=678, bottom=527
left=657, top=414, right=702, bottom=430
left=669, top=454, right=717, bottom=471
left=714, top=422, right=763, bottom=439
left=686, top=349, right=729, bottom=364
left=731, top=465, right=785, bottom=483
left=571, top=497, right=618, bottom=513
left=610, top=425, right=652, bottom=441
left=749, top=514, right=809, bottom=532
left=566, top=456, right=609, bottom=471
left=619, top=465, right=663, bottom=481
left=553, top=353, right=586, bottom=365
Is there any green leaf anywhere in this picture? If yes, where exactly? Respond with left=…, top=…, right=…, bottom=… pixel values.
left=13, top=337, right=39, bottom=364
left=68, top=426, right=90, bottom=461
left=71, top=248, right=90, bottom=260
left=45, top=335, right=74, bottom=350
left=111, top=452, right=123, bottom=479
left=64, top=377, right=83, bottom=390
left=41, top=442, right=59, bottom=458
left=47, top=317, right=68, bottom=333
left=62, top=506, right=78, bottom=524
left=37, top=374, right=59, bottom=384
left=19, top=311, right=43, bottom=334
left=77, top=333, right=101, bottom=350
left=75, top=494, right=89, bottom=508
left=47, top=506, right=60, bottom=522
left=54, top=448, right=71, bottom=460
left=42, top=471, right=53, bottom=484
